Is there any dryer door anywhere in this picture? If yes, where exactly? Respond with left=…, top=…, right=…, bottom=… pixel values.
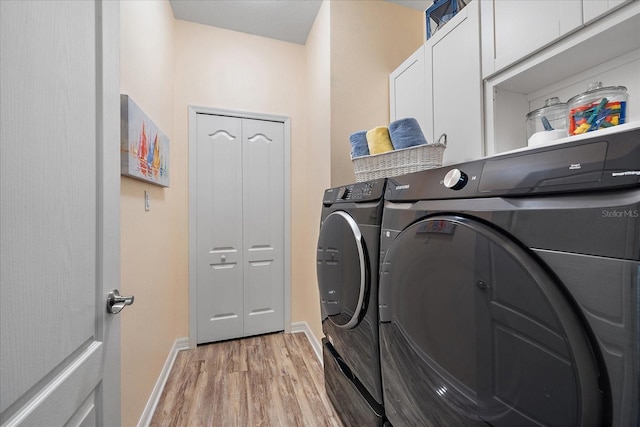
left=317, top=211, right=368, bottom=329
left=379, top=215, right=603, bottom=426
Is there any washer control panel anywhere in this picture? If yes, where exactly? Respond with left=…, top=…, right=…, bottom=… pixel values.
left=323, top=179, right=385, bottom=205
left=337, top=182, right=372, bottom=200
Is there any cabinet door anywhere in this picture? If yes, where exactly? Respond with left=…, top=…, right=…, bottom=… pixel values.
left=428, top=0, right=483, bottom=164
left=483, top=0, right=582, bottom=77
left=583, top=0, right=631, bottom=23
left=389, top=45, right=428, bottom=134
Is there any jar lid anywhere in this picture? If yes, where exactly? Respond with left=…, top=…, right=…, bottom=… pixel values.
left=526, top=97, right=567, bottom=119
left=567, top=82, right=627, bottom=105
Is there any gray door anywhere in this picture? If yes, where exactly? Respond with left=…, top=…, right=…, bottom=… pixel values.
left=195, top=114, right=284, bottom=344
left=0, top=1, right=121, bottom=426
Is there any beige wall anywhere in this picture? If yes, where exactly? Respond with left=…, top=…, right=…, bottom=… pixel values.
left=121, top=1, right=321, bottom=424
left=120, top=0, right=422, bottom=424
left=120, top=2, right=181, bottom=427
left=172, top=18, right=316, bottom=339
left=330, top=1, right=424, bottom=186
left=299, top=0, right=332, bottom=341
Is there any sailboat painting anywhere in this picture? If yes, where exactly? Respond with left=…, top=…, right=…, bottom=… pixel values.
left=120, top=95, right=170, bottom=187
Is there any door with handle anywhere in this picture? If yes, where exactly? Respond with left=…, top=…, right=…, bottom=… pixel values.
left=107, top=290, right=135, bottom=314
left=0, top=1, right=122, bottom=425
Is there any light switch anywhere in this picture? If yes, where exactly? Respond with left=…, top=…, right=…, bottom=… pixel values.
left=144, top=191, right=150, bottom=211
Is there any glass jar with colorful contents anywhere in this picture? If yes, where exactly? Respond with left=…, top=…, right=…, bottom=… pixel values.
left=567, top=82, right=628, bottom=136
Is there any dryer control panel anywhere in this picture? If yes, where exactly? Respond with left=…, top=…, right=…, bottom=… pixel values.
left=386, top=126, right=640, bottom=201
left=323, top=179, right=386, bottom=205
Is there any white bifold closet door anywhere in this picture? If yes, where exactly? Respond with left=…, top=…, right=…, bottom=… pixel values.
left=195, top=113, right=285, bottom=344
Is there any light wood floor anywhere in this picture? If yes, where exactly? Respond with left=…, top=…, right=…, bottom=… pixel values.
left=149, top=332, right=343, bottom=427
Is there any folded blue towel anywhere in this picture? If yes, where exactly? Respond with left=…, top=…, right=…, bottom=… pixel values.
left=349, top=130, right=369, bottom=158
left=389, top=118, right=428, bottom=150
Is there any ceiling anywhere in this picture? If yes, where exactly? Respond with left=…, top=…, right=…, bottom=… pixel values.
left=169, top=0, right=431, bottom=45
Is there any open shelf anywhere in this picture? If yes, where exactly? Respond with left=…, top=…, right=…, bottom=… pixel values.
left=485, top=1, right=640, bottom=155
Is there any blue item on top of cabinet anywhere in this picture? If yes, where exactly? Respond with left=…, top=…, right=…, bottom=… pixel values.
left=425, top=0, right=468, bottom=39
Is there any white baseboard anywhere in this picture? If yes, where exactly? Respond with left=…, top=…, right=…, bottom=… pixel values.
left=290, top=321, right=322, bottom=365
left=137, top=337, right=189, bottom=427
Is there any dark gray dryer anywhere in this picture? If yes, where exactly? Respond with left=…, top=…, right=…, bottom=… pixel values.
left=317, top=179, right=386, bottom=426
left=379, top=127, right=640, bottom=426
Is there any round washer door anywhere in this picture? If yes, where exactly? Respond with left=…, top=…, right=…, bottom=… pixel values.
left=378, top=215, right=603, bottom=426
left=317, top=211, right=368, bottom=329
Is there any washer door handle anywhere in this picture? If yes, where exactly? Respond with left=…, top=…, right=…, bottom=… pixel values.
left=476, top=280, right=491, bottom=291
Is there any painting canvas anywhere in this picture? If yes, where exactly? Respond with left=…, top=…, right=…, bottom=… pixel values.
left=121, top=94, right=170, bottom=187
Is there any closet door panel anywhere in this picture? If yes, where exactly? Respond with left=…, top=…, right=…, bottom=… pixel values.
left=196, top=114, right=244, bottom=343
left=242, top=119, right=285, bottom=336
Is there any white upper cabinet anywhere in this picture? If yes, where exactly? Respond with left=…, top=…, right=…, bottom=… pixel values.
left=482, top=0, right=634, bottom=78
left=390, top=45, right=428, bottom=133
left=583, top=0, right=631, bottom=23
left=428, top=0, right=483, bottom=164
left=482, top=0, right=582, bottom=78
left=390, top=0, right=482, bottom=165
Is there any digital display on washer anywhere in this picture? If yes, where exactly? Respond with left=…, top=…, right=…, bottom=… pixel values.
left=479, top=141, right=607, bottom=192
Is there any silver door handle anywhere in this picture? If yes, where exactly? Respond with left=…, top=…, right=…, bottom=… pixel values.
left=107, top=289, right=135, bottom=314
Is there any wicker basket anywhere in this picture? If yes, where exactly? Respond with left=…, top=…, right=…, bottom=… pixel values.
left=352, top=139, right=446, bottom=182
